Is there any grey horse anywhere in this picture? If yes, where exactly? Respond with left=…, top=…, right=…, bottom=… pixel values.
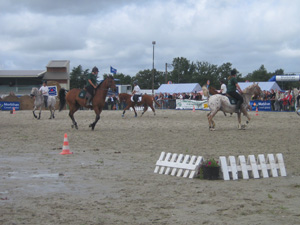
left=30, top=87, right=56, bottom=119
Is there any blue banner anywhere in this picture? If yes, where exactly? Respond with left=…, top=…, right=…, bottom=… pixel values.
left=0, top=101, right=20, bottom=111
left=110, top=66, right=117, bottom=74
left=250, top=100, right=272, bottom=111
left=48, top=86, right=57, bottom=96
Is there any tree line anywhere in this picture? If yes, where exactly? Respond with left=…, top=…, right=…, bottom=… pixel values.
left=70, top=57, right=297, bottom=91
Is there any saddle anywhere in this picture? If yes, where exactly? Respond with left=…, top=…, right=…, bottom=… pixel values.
left=225, top=94, right=237, bottom=105
left=131, top=95, right=142, bottom=103
left=78, top=89, right=87, bottom=99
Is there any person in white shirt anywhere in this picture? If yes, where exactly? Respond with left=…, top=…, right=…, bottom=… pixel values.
left=220, top=79, right=227, bottom=95
left=132, top=81, right=142, bottom=104
left=39, top=81, right=49, bottom=108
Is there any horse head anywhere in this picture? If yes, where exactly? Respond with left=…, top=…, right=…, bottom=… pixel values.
left=100, top=75, right=117, bottom=92
left=245, top=83, right=262, bottom=99
left=202, top=85, right=209, bottom=97
left=30, top=87, right=39, bottom=98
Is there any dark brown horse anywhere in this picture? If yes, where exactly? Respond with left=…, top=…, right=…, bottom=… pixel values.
left=59, top=76, right=116, bottom=130
left=118, top=93, right=160, bottom=117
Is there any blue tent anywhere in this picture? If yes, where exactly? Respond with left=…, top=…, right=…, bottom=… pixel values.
left=238, top=82, right=282, bottom=91
left=155, top=83, right=202, bottom=94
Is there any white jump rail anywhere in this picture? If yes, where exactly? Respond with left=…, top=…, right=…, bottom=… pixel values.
left=219, top=153, right=287, bottom=181
left=154, top=152, right=203, bottom=179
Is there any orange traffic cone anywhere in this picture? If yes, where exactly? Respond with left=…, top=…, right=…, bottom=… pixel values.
left=10, top=107, right=16, bottom=114
left=255, top=106, right=258, bottom=116
left=60, top=133, right=73, bottom=155
left=193, top=105, right=195, bottom=112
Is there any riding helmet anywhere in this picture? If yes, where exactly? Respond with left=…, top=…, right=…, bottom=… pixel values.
left=231, top=69, right=237, bottom=76
left=133, top=81, right=138, bottom=85
left=92, top=66, right=99, bottom=73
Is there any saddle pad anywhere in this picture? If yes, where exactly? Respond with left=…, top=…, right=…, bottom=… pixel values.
left=79, top=90, right=86, bottom=99
left=131, top=96, right=142, bottom=102
left=228, top=97, right=237, bottom=105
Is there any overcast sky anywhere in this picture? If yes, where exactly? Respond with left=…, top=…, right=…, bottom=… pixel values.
left=1, top=0, right=299, bottom=79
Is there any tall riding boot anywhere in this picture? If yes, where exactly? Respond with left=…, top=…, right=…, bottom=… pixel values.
left=86, top=94, right=92, bottom=106
left=236, top=100, right=242, bottom=112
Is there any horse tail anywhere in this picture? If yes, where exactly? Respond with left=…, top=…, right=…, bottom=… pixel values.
left=153, top=97, right=161, bottom=107
left=59, top=88, right=66, bottom=111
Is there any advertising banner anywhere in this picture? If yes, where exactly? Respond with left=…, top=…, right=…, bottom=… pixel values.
left=250, top=100, right=272, bottom=111
left=175, top=99, right=272, bottom=111
left=48, top=86, right=57, bottom=96
left=0, top=101, right=20, bottom=111
left=176, top=99, right=209, bottom=110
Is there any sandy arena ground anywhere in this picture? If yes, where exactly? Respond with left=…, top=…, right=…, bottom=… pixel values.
left=0, top=108, right=300, bottom=225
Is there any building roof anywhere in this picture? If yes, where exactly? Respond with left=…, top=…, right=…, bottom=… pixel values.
left=155, top=83, right=202, bottom=94
left=46, top=60, right=70, bottom=68
left=43, top=72, right=69, bottom=80
left=0, top=70, right=46, bottom=78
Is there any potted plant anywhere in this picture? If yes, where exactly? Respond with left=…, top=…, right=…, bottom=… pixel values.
left=201, top=158, right=220, bottom=180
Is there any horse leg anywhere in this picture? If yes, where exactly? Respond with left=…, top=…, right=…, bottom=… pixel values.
left=49, top=107, right=52, bottom=119
left=148, top=103, right=156, bottom=116
left=133, top=104, right=138, bottom=117
left=141, top=105, right=148, bottom=116
left=69, top=108, right=79, bottom=129
left=237, top=112, right=243, bottom=129
left=207, top=111, right=217, bottom=131
left=32, top=106, right=38, bottom=119
left=38, top=107, right=42, bottom=119
left=89, top=109, right=101, bottom=130
left=122, top=104, right=131, bottom=117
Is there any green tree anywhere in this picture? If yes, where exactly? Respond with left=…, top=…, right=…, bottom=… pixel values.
left=170, top=57, right=194, bottom=83
left=69, top=65, right=89, bottom=89
left=194, top=61, right=218, bottom=87
left=244, top=65, right=271, bottom=82
left=133, top=69, right=162, bottom=89
left=103, top=73, right=132, bottom=85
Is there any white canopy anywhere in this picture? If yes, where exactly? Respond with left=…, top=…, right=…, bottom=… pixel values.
left=238, top=82, right=282, bottom=91
left=155, top=83, right=202, bottom=94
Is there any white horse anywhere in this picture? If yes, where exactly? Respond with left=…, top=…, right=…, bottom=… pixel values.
left=293, top=88, right=300, bottom=115
left=30, top=87, right=56, bottom=119
left=207, top=83, right=262, bottom=131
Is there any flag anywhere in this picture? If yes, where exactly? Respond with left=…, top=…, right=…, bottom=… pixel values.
left=110, top=66, right=117, bottom=74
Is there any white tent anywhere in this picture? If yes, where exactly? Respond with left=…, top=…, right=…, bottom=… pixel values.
left=239, top=82, right=282, bottom=91
left=155, top=83, right=202, bottom=94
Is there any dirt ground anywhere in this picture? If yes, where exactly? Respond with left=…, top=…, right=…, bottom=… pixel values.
left=0, top=109, right=300, bottom=225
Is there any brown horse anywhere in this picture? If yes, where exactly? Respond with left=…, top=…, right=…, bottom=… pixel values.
left=118, top=93, right=160, bottom=117
left=59, top=75, right=116, bottom=130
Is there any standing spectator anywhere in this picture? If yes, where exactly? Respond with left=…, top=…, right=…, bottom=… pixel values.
left=269, top=89, right=276, bottom=111
left=282, top=90, right=292, bottom=111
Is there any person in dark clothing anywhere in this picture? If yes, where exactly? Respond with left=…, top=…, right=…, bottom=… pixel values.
left=85, top=66, right=99, bottom=106
left=227, top=69, right=243, bottom=112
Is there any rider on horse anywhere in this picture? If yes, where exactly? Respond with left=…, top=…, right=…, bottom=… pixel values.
left=132, top=81, right=142, bottom=104
left=227, top=69, right=243, bottom=112
left=86, top=66, right=98, bottom=106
